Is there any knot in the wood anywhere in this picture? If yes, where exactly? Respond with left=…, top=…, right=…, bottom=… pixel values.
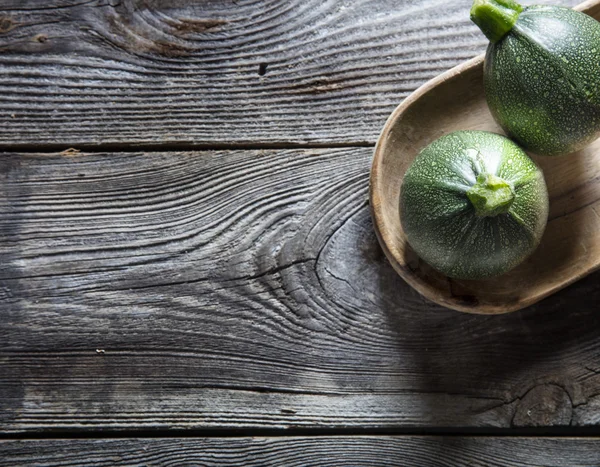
left=0, top=16, right=17, bottom=34
left=512, top=384, right=572, bottom=427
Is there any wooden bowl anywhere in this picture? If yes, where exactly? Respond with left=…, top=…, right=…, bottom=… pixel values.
left=370, top=0, right=600, bottom=314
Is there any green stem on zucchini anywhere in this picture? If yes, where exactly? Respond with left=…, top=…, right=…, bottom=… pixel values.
left=467, top=173, right=515, bottom=217
left=470, top=0, right=523, bottom=43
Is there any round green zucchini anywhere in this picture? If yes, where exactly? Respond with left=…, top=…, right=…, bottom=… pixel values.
left=400, top=130, right=548, bottom=280
left=471, top=0, right=600, bottom=156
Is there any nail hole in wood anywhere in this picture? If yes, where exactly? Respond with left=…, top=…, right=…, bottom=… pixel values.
left=258, top=63, right=268, bottom=76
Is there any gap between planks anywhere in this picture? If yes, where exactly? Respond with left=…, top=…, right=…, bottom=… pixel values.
left=0, top=141, right=375, bottom=154
left=5, top=426, right=600, bottom=441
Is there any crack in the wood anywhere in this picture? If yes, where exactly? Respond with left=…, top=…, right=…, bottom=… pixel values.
left=236, top=258, right=316, bottom=283
left=0, top=265, right=131, bottom=282
left=571, top=388, right=600, bottom=409
left=324, top=266, right=357, bottom=293
left=583, top=364, right=600, bottom=375
left=507, top=383, right=576, bottom=427
left=314, top=198, right=367, bottom=269
left=564, top=386, right=575, bottom=426
left=573, top=397, right=589, bottom=409
left=177, top=383, right=336, bottom=397
left=313, top=198, right=368, bottom=294
left=1, top=0, right=103, bottom=12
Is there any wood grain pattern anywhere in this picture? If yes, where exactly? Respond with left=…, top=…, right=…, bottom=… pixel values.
left=370, top=0, right=600, bottom=313
left=0, top=0, right=578, bottom=147
left=3, top=437, right=600, bottom=466
left=3, top=148, right=600, bottom=432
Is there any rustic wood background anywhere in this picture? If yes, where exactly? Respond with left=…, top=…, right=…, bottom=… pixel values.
left=2, top=0, right=600, bottom=464
left=3, top=437, right=600, bottom=466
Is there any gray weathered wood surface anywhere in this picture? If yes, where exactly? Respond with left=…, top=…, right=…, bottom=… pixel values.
left=0, top=0, right=578, bottom=147
left=3, top=437, right=600, bottom=466
left=3, top=0, right=600, bottom=463
left=3, top=149, right=600, bottom=432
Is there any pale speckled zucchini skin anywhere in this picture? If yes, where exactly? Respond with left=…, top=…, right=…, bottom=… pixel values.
left=485, top=5, right=600, bottom=156
left=400, top=131, right=548, bottom=280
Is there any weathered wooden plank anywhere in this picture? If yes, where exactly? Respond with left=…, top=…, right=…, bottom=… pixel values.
left=2, top=148, right=600, bottom=432
left=2, top=437, right=600, bottom=466
left=0, top=0, right=579, bottom=147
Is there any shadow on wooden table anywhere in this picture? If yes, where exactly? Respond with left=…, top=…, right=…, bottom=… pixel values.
left=365, top=209, right=600, bottom=428
left=353, top=213, right=600, bottom=461
left=319, top=200, right=600, bottom=433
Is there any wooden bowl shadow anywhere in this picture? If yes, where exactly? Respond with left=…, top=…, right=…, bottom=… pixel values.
left=371, top=239, right=600, bottom=428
